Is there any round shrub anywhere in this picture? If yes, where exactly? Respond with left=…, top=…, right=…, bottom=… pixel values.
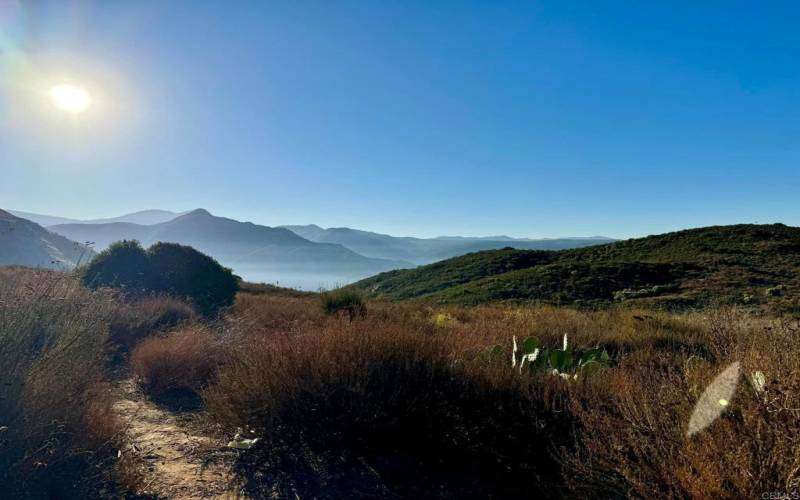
left=147, top=242, right=238, bottom=317
left=82, top=240, right=237, bottom=317
left=81, top=240, right=151, bottom=292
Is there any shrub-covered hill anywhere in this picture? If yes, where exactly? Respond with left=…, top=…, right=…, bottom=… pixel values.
left=352, top=224, right=800, bottom=312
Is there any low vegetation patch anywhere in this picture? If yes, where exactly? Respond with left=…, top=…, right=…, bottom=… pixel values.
left=320, top=287, right=367, bottom=320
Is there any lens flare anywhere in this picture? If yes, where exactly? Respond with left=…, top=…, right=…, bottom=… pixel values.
left=49, top=84, right=91, bottom=113
left=686, top=362, right=740, bottom=437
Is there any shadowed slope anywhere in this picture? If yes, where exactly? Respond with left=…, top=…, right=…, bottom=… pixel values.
left=0, top=210, right=95, bottom=269
left=353, top=224, right=800, bottom=311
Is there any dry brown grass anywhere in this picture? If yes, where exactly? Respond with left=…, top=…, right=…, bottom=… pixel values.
left=205, top=310, right=568, bottom=497
left=130, top=326, right=225, bottom=399
left=109, top=294, right=197, bottom=352
left=564, top=309, right=800, bottom=498
left=201, top=288, right=800, bottom=498
left=0, top=268, right=122, bottom=498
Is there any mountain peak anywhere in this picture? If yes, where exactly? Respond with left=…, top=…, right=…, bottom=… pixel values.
left=182, top=208, right=213, bottom=218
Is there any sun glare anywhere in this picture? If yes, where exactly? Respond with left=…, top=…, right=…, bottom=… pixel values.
left=49, top=84, right=91, bottom=114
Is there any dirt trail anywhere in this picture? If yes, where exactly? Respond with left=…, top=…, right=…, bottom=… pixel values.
left=113, top=380, right=246, bottom=499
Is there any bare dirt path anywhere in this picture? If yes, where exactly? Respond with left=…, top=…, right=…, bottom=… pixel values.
left=113, top=380, right=246, bottom=499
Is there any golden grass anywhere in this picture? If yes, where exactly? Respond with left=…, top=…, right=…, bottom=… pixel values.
left=109, top=295, right=197, bottom=352
left=0, top=268, right=121, bottom=497
left=130, top=326, right=224, bottom=398
left=2, top=268, right=797, bottom=497
left=202, top=288, right=800, bottom=498
left=0, top=268, right=206, bottom=497
left=205, top=310, right=567, bottom=497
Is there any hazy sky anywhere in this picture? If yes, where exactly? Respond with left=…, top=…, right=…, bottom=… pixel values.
left=1, top=1, right=798, bottom=239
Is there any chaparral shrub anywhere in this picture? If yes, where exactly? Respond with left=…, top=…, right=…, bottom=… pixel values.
left=81, top=240, right=151, bottom=292
left=82, top=240, right=237, bottom=317
left=147, top=242, right=238, bottom=317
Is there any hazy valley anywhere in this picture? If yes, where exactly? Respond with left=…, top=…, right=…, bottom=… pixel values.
left=7, top=207, right=613, bottom=289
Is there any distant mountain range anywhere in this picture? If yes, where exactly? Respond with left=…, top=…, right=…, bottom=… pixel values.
left=48, top=209, right=408, bottom=281
left=9, top=209, right=187, bottom=227
left=352, top=223, right=800, bottom=313
left=4, top=208, right=615, bottom=289
left=282, top=224, right=614, bottom=265
left=0, top=210, right=95, bottom=269
left=6, top=207, right=798, bottom=309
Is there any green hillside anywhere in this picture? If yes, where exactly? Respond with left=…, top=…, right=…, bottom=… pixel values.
left=353, top=224, right=800, bottom=312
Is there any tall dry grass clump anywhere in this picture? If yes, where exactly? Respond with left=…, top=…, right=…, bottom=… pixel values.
left=109, top=295, right=197, bottom=352
left=320, top=287, right=367, bottom=320
left=0, top=268, right=121, bottom=498
left=130, top=326, right=224, bottom=399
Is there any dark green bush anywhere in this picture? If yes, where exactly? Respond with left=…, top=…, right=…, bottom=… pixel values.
left=82, top=241, right=237, bottom=317
left=147, top=242, right=238, bottom=317
left=81, top=240, right=150, bottom=292
left=321, top=288, right=367, bottom=320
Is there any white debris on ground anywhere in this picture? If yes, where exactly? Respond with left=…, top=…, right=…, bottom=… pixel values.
left=113, top=380, right=247, bottom=499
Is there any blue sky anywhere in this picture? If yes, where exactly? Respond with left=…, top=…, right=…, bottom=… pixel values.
left=1, top=1, right=798, bottom=239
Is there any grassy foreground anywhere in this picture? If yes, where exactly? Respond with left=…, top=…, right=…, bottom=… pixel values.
left=2, top=266, right=799, bottom=497
left=198, top=287, right=800, bottom=498
left=0, top=268, right=120, bottom=497
left=0, top=267, right=197, bottom=497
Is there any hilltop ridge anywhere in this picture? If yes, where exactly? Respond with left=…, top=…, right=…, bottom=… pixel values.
left=352, top=223, right=800, bottom=312
left=282, top=224, right=614, bottom=264
left=10, top=209, right=187, bottom=226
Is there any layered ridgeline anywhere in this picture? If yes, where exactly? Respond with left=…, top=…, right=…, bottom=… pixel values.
left=49, top=209, right=410, bottom=285
left=9, top=209, right=187, bottom=227
left=353, top=224, right=800, bottom=311
left=0, top=210, right=95, bottom=269
left=283, top=224, right=614, bottom=265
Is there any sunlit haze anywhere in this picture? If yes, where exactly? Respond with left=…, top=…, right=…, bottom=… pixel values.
left=49, top=84, right=91, bottom=113
left=1, top=1, right=798, bottom=238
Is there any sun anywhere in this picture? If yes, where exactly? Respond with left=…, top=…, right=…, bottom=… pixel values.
left=49, top=84, right=91, bottom=114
